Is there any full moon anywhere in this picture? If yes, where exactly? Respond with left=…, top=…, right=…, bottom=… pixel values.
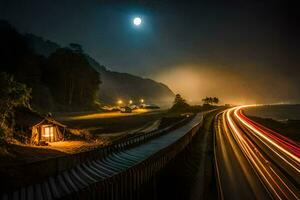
left=133, top=17, right=142, bottom=26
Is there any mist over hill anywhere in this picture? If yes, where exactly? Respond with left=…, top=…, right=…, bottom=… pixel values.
left=86, top=56, right=174, bottom=106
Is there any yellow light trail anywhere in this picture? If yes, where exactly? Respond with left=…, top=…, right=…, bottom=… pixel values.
left=223, top=107, right=299, bottom=199
left=234, top=106, right=300, bottom=172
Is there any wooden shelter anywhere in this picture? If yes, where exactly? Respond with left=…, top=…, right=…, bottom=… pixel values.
left=15, top=108, right=66, bottom=145
left=31, top=118, right=66, bottom=144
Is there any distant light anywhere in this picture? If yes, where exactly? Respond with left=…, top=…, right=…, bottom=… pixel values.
left=117, top=100, right=123, bottom=104
left=140, top=99, right=144, bottom=103
left=133, top=17, right=142, bottom=26
left=129, top=100, right=133, bottom=104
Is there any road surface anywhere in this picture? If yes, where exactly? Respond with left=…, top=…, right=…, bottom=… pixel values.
left=215, top=106, right=300, bottom=200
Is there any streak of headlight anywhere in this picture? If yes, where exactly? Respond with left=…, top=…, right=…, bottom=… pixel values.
left=225, top=109, right=285, bottom=198
left=234, top=106, right=300, bottom=173
left=225, top=107, right=299, bottom=199
left=221, top=111, right=271, bottom=197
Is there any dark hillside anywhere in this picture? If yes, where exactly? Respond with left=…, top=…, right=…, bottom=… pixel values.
left=86, top=56, right=174, bottom=105
left=25, top=34, right=175, bottom=106
left=24, top=34, right=59, bottom=57
left=1, top=20, right=174, bottom=111
left=0, top=20, right=100, bottom=112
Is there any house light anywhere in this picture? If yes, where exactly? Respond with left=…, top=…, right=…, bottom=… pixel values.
left=44, top=126, right=53, bottom=137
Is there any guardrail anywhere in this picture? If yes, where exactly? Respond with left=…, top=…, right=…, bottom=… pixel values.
left=213, top=111, right=224, bottom=200
left=63, top=114, right=204, bottom=199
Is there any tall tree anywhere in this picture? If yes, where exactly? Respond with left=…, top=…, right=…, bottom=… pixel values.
left=173, top=94, right=186, bottom=105
left=202, top=97, right=210, bottom=104
left=170, top=94, right=190, bottom=112
left=0, top=73, right=31, bottom=138
left=202, top=97, right=220, bottom=105
left=213, top=97, right=219, bottom=104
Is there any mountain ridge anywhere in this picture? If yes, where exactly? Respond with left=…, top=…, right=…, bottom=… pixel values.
left=25, top=33, right=175, bottom=106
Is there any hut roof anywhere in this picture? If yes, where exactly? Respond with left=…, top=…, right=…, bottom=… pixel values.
left=15, top=108, right=66, bottom=128
left=36, top=117, right=66, bottom=127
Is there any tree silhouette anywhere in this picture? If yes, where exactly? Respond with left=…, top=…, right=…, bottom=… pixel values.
left=0, top=72, right=31, bottom=138
left=173, top=94, right=186, bottom=105
left=202, top=97, right=219, bottom=105
left=44, top=48, right=100, bottom=110
left=213, top=97, right=219, bottom=104
left=69, top=43, right=83, bottom=53
left=170, top=94, right=190, bottom=112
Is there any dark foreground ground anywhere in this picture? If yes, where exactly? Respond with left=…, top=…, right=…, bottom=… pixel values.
left=153, top=111, right=218, bottom=200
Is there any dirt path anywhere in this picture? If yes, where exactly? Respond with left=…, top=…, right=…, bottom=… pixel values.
left=42, top=140, right=104, bottom=154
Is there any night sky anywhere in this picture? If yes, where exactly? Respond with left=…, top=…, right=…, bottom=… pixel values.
left=0, top=0, right=299, bottom=104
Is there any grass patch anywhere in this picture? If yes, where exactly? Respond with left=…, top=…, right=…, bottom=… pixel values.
left=60, top=111, right=166, bottom=135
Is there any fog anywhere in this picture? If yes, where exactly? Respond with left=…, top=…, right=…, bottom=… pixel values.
left=153, top=64, right=299, bottom=105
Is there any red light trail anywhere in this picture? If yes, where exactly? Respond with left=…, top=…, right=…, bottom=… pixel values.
left=215, top=106, right=300, bottom=199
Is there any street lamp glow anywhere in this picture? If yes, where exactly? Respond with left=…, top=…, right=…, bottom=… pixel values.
left=140, top=99, right=144, bottom=103
left=129, top=100, right=133, bottom=104
left=117, top=100, right=123, bottom=105
left=133, top=17, right=142, bottom=26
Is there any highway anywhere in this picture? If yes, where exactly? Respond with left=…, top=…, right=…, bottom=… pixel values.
left=215, top=106, right=300, bottom=200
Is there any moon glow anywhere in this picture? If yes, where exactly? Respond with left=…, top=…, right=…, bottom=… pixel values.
left=133, top=17, right=142, bottom=26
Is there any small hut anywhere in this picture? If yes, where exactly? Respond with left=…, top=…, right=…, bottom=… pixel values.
left=15, top=108, right=66, bottom=145
left=31, top=117, right=66, bottom=145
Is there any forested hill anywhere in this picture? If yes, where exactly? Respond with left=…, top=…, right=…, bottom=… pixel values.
left=25, top=31, right=175, bottom=106
left=0, top=20, right=174, bottom=112
left=86, top=56, right=174, bottom=106
left=24, top=34, right=60, bottom=56
left=0, top=20, right=100, bottom=112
